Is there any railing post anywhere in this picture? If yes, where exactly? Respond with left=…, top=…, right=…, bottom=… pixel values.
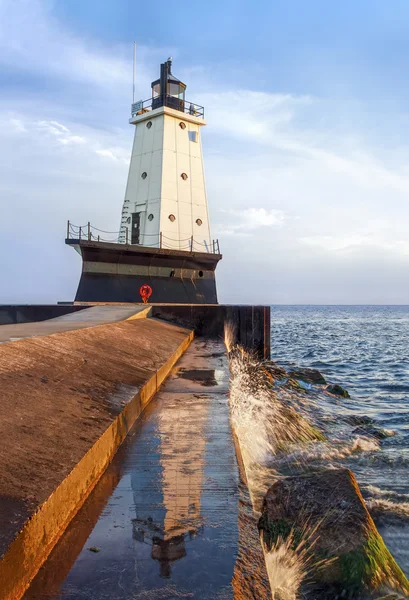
left=87, top=221, right=91, bottom=241
left=66, top=220, right=70, bottom=239
left=190, top=235, right=193, bottom=252
left=160, top=231, right=162, bottom=248
left=98, top=235, right=100, bottom=242
left=126, top=227, right=128, bottom=244
left=79, top=226, right=81, bottom=241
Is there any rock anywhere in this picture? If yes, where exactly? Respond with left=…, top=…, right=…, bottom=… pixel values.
left=88, top=547, right=100, bottom=553
left=283, top=377, right=308, bottom=393
left=258, top=468, right=409, bottom=598
left=274, top=403, right=326, bottom=449
left=326, top=384, right=350, bottom=398
left=343, top=415, right=373, bottom=426
left=352, top=425, right=394, bottom=440
left=288, top=368, right=327, bottom=385
left=262, top=361, right=288, bottom=380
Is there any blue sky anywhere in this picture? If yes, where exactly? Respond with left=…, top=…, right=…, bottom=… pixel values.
left=1, top=0, right=409, bottom=303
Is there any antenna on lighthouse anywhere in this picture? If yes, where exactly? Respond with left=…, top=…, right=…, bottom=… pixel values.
left=132, top=41, right=136, bottom=104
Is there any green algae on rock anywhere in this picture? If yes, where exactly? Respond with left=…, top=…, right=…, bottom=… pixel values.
left=288, top=367, right=327, bottom=385
left=326, top=383, right=351, bottom=398
left=258, top=468, right=409, bottom=598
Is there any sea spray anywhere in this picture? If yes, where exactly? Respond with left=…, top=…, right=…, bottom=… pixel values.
left=227, top=343, right=324, bottom=510
left=225, top=331, right=328, bottom=597
left=225, top=326, right=409, bottom=598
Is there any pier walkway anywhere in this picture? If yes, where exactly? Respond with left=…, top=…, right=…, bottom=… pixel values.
left=0, top=305, right=146, bottom=344
left=24, top=338, right=267, bottom=599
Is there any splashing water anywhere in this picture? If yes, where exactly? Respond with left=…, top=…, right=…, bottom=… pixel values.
left=263, top=534, right=308, bottom=600
left=224, top=323, right=402, bottom=599
left=225, top=337, right=322, bottom=597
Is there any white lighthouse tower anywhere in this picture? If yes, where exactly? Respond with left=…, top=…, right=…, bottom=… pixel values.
left=119, top=59, right=212, bottom=253
left=66, top=58, right=221, bottom=304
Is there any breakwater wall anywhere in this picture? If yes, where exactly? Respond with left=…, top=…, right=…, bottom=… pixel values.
left=151, top=304, right=270, bottom=359
left=0, top=302, right=271, bottom=599
left=0, top=304, right=271, bottom=359
left=0, top=314, right=193, bottom=599
left=0, top=305, right=87, bottom=326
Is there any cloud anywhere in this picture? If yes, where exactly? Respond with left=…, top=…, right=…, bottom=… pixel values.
left=0, top=0, right=129, bottom=89
left=300, top=234, right=409, bottom=256
left=95, top=148, right=129, bottom=163
left=37, top=120, right=86, bottom=145
left=0, top=0, right=408, bottom=303
left=215, top=207, right=285, bottom=236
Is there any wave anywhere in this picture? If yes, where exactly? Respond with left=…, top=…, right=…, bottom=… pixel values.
left=377, top=383, right=409, bottom=392
left=367, top=498, right=409, bottom=523
left=363, top=484, right=409, bottom=502
left=276, top=437, right=380, bottom=473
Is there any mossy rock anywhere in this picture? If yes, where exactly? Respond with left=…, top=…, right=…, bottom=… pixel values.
left=288, top=368, right=327, bottom=385
left=262, top=361, right=288, bottom=380
left=326, top=384, right=350, bottom=398
left=259, top=468, right=409, bottom=597
left=273, top=403, right=326, bottom=450
left=283, top=377, right=308, bottom=392
left=343, top=415, right=374, bottom=426
left=352, top=425, right=393, bottom=440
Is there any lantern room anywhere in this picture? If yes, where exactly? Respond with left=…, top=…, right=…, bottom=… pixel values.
left=151, top=58, right=186, bottom=112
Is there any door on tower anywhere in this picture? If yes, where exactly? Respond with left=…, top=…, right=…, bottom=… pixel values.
left=131, top=212, right=141, bottom=244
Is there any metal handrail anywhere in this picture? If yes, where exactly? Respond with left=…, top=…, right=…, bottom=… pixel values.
left=130, top=95, right=204, bottom=120
left=66, top=221, right=220, bottom=254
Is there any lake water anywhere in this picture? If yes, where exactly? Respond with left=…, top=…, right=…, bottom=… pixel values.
left=270, top=305, right=409, bottom=576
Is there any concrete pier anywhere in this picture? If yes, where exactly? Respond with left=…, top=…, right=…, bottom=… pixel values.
left=0, top=303, right=271, bottom=358
left=0, top=305, right=150, bottom=343
left=0, top=314, right=193, bottom=599
left=0, top=304, right=271, bottom=598
left=24, top=339, right=269, bottom=599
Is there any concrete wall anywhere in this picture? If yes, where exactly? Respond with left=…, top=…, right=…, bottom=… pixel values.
left=0, top=305, right=87, bottom=326
left=151, top=304, right=271, bottom=359
left=0, top=318, right=193, bottom=599
left=0, top=304, right=271, bottom=359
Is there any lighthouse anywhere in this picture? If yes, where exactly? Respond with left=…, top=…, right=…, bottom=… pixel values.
left=119, top=59, right=212, bottom=254
left=66, top=58, right=221, bottom=304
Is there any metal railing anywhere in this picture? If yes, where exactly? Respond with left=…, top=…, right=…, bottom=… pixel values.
left=66, top=221, right=220, bottom=254
left=130, top=95, right=205, bottom=120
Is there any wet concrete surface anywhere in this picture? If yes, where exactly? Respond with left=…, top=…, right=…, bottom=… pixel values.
left=0, top=305, right=145, bottom=343
left=25, top=339, right=243, bottom=600
left=0, top=318, right=190, bottom=564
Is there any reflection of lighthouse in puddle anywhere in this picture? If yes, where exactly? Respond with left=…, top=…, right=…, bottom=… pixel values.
left=132, top=388, right=209, bottom=577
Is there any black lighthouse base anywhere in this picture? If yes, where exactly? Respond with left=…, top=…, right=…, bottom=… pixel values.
left=66, top=239, right=222, bottom=304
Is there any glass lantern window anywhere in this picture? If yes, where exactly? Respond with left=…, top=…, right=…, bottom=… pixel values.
left=168, top=82, right=185, bottom=100
left=152, top=83, right=160, bottom=98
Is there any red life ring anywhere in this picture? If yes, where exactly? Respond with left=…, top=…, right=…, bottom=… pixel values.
left=139, top=284, right=152, bottom=304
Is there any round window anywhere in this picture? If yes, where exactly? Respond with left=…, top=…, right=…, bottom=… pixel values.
left=146, top=121, right=152, bottom=129
left=198, top=270, right=204, bottom=278
left=141, top=172, right=147, bottom=179
left=195, top=218, right=203, bottom=226
left=148, top=213, right=154, bottom=221
left=168, top=214, right=176, bottom=222
left=181, top=173, right=188, bottom=180
left=179, top=122, right=186, bottom=129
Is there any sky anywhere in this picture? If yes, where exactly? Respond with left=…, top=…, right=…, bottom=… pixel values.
left=1, top=0, right=409, bottom=304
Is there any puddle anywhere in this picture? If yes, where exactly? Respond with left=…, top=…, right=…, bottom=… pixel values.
left=177, top=369, right=219, bottom=386
left=23, top=340, right=240, bottom=600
